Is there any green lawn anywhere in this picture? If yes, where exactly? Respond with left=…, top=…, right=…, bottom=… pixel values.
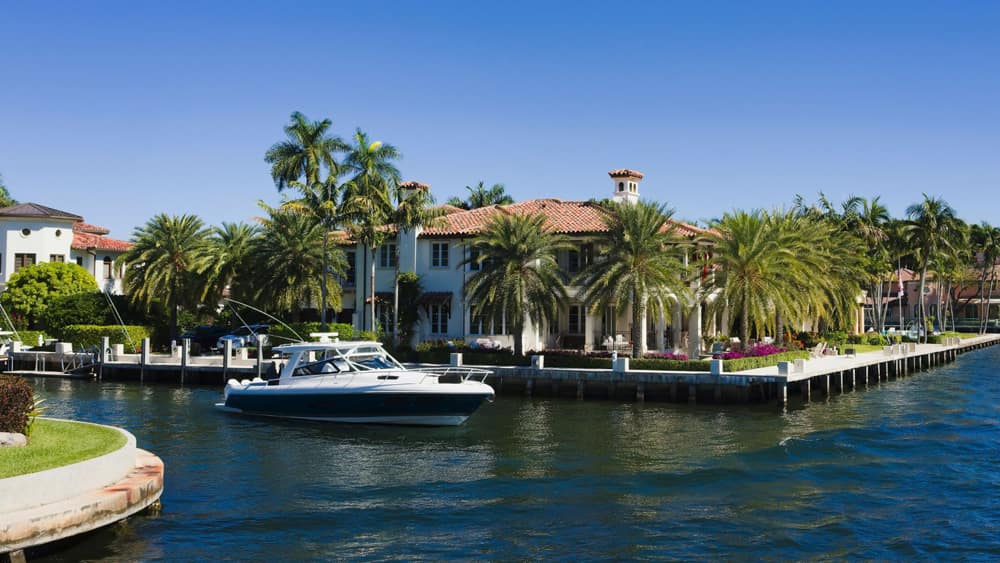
left=0, top=419, right=127, bottom=479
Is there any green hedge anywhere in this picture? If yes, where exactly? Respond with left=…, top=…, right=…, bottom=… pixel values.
left=59, top=325, right=153, bottom=351
left=631, top=357, right=712, bottom=371
left=268, top=322, right=356, bottom=345
left=724, top=351, right=810, bottom=372
left=0, top=375, right=33, bottom=434
left=13, top=330, right=47, bottom=346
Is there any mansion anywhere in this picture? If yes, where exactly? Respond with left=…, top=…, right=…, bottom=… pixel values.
left=0, top=203, right=130, bottom=294
left=341, top=170, right=720, bottom=357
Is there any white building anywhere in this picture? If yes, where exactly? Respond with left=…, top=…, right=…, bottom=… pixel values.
left=346, top=170, right=717, bottom=356
left=0, top=203, right=130, bottom=294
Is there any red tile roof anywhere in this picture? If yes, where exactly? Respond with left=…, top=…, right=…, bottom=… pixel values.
left=73, top=221, right=111, bottom=235
left=422, top=198, right=708, bottom=239
left=608, top=168, right=644, bottom=179
left=71, top=231, right=131, bottom=252
left=399, top=181, right=430, bottom=190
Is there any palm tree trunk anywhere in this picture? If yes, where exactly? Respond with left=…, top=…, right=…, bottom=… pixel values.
left=514, top=322, right=524, bottom=356
left=369, top=246, right=377, bottom=333
left=631, top=296, right=643, bottom=359
left=919, top=263, right=929, bottom=343
left=392, top=266, right=400, bottom=347
left=320, top=232, right=329, bottom=331
left=740, top=299, right=749, bottom=351
left=775, top=309, right=785, bottom=346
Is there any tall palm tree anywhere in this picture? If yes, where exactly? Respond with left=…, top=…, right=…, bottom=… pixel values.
left=905, top=194, right=957, bottom=343
left=249, top=205, right=345, bottom=319
left=265, top=112, right=347, bottom=329
left=464, top=213, right=570, bottom=356
left=446, top=182, right=514, bottom=210
left=389, top=183, right=444, bottom=345
left=969, top=222, right=1000, bottom=333
left=264, top=111, right=346, bottom=190
left=120, top=214, right=214, bottom=340
left=280, top=177, right=343, bottom=329
left=842, top=197, right=891, bottom=332
left=341, top=129, right=401, bottom=331
left=207, top=222, right=259, bottom=303
left=575, top=201, right=690, bottom=358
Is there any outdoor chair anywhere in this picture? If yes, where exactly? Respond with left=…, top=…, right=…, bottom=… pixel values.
left=810, top=342, right=827, bottom=358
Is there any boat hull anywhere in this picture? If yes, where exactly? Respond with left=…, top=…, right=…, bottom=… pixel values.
left=218, top=387, right=493, bottom=427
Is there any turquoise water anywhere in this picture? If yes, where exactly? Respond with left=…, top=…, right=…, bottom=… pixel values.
left=28, top=346, right=1000, bottom=560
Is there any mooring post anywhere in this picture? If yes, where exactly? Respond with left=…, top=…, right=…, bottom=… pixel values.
left=803, top=378, right=811, bottom=401
left=181, top=338, right=190, bottom=384
left=99, top=336, right=110, bottom=381
left=140, top=337, right=150, bottom=383
left=223, top=339, right=232, bottom=380
left=256, top=338, right=264, bottom=380
left=576, top=379, right=584, bottom=400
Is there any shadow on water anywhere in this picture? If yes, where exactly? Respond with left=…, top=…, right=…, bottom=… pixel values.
left=25, top=346, right=1000, bottom=560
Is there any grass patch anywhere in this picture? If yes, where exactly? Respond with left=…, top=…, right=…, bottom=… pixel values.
left=0, top=418, right=127, bottom=479
left=844, top=344, right=886, bottom=354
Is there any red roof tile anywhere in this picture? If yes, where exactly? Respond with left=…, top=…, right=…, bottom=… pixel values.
left=422, top=198, right=707, bottom=239
left=608, top=168, right=644, bottom=179
left=73, top=221, right=111, bottom=235
left=71, top=231, right=131, bottom=252
left=399, top=181, right=430, bottom=190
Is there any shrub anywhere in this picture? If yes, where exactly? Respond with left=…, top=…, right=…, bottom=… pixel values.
left=865, top=333, right=888, bottom=346
left=0, top=375, right=33, bottom=434
left=644, top=351, right=690, bottom=360
left=14, top=330, right=47, bottom=347
left=720, top=343, right=786, bottom=360
left=824, top=331, right=848, bottom=347
left=0, top=262, right=97, bottom=327
left=268, top=322, right=355, bottom=345
left=630, top=357, right=711, bottom=371
left=798, top=332, right=822, bottom=347
left=847, top=334, right=864, bottom=345
left=725, top=351, right=810, bottom=372
left=357, top=330, right=380, bottom=341
left=59, top=325, right=153, bottom=351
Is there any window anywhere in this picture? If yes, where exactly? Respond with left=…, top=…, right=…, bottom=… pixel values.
left=342, top=251, right=356, bottom=287
left=75, top=256, right=83, bottom=266
left=618, top=181, right=624, bottom=192
left=431, top=242, right=449, bottom=268
left=20, top=228, right=30, bottom=237
left=468, top=246, right=481, bottom=271
left=568, top=305, right=583, bottom=334
left=581, top=243, right=593, bottom=268
left=376, top=302, right=395, bottom=334
left=470, top=308, right=486, bottom=335
left=430, top=304, right=449, bottom=334
left=568, top=250, right=580, bottom=274
left=378, top=244, right=397, bottom=269
left=14, top=253, right=35, bottom=272
left=103, top=257, right=113, bottom=279
left=49, top=254, right=65, bottom=263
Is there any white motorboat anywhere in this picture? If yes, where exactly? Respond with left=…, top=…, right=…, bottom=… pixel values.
left=215, top=337, right=495, bottom=426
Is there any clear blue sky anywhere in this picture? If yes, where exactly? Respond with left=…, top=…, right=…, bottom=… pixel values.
left=1, top=1, right=997, bottom=238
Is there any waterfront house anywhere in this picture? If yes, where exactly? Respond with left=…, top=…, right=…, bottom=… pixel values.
left=346, top=170, right=720, bottom=356
left=0, top=203, right=130, bottom=294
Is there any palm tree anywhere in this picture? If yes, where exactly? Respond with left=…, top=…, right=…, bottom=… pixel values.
left=341, top=129, right=401, bottom=332
left=206, top=222, right=259, bottom=303
left=969, top=222, right=1000, bottom=333
left=120, top=214, right=214, bottom=340
left=249, top=205, right=345, bottom=319
left=264, top=111, right=346, bottom=190
left=842, top=197, right=891, bottom=332
left=264, top=112, right=347, bottom=329
left=905, top=194, right=957, bottom=343
left=576, top=201, right=690, bottom=358
left=389, top=183, right=444, bottom=345
left=0, top=173, right=16, bottom=207
left=279, top=177, right=343, bottom=329
left=446, top=181, right=514, bottom=209
left=464, top=213, right=570, bottom=356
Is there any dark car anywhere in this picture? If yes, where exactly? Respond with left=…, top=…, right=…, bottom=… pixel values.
left=216, top=324, right=270, bottom=351
left=180, top=325, right=232, bottom=355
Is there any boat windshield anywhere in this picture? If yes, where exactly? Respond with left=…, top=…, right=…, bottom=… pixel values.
left=288, top=344, right=404, bottom=376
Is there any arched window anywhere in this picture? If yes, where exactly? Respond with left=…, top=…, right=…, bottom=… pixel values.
left=103, top=256, right=113, bottom=279
left=618, top=181, right=624, bottom=192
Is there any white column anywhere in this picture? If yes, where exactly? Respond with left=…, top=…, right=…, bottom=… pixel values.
left=687, top=304, right=702, bottom=359
left=656, top=309, right=666, bottom=352
left=639, top=308, right=648, bottom=355
left=672, top=303, right=683, bottom=354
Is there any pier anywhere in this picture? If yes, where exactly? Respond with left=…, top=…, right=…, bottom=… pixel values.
left=6, top=335, right=999, bottom=406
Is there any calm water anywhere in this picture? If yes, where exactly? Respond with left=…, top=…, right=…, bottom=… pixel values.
left=27, top=347, right=1000, bottom=561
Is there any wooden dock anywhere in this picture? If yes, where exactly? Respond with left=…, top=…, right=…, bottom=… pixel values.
left=6, top=335, right=998, bottom=406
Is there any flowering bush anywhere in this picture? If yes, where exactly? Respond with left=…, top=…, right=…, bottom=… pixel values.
left=720, top=343, right=786, bottom=360
left=644, top=351, right=689, bottom=361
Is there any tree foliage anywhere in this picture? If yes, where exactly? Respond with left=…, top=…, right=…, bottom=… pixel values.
left=0, top=262, right=97, bottom=327
left=446, top=181, right=513, bottom=210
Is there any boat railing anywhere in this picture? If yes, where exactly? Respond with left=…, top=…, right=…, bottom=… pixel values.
left=413, top=366, right=492, bottom=384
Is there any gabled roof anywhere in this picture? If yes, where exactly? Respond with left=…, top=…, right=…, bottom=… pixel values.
left=0, top=202, right=83, bottom=221
left=422, top=198, right=709, bottom=239
left=71, top=231, right=131, bottom=253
